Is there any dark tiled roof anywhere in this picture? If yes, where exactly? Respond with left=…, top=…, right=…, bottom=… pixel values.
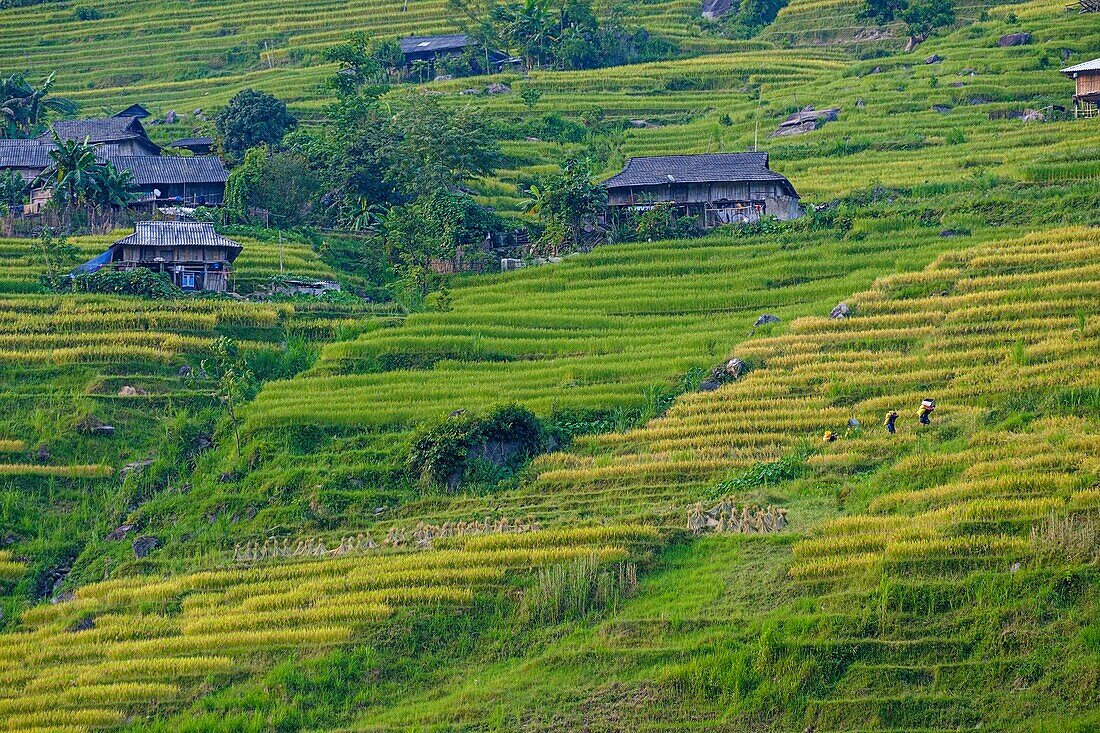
left=0, top=139, right=55, bottom=170
left=112, top=221, right=242, bottom=253
left=113, top=104, right=152, bottom=119
left=40, top=117, right=152, bottom=145
left=399, top=34, right=473, bottom=54
left=603, top=152, right=796, bottom=196
left=104, top=155, right=228, bottom=186
left=169, top=137, right=214, bottom=147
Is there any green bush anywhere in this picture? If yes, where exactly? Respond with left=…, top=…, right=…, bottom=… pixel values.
left=407, top=404, right=545, bottom=489
left=71, top=269, right=183, bottom=299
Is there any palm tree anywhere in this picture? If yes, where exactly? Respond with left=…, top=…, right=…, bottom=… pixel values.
left=90, top=164, right=137, bottom=231
left=1, top=72, right=77, bottom=138
left=39, top=130, right=99, bottom=209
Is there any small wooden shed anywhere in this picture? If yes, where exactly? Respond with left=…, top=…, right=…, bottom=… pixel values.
left=104, top=221, right=242, bottom=291
left=1062, top=58, right=1100, bottom=118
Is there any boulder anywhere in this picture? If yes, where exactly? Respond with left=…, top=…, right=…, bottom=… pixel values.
left=998, top=32, right=1031, bottom=47
left=459, top=88, right=481, bottom=95
left=856, top=97, right=865, bottom=109
left=924, top=54, right=943, bottom=64
left=177, top=364, right=193, bottom=377
left=630, top=119, right=657, bottom=128
left=968, top=96, right=991, bottom=105
left=830, top=302, right=852, bottom=319
left=67, top=616, right=96, bottom=633
left=192, top=434, right=214, bottom=452
left=770, top=106, right=840, bottom=138
left=434, top=74, right=453, bottom=82
left=701, top=0, right=732, bottom=18
left=698, top=379, right=722, bottom=392
left=932, top=104, right=952, bottom=114
left=105, top=523, right=135, bottom=542
left=1020, top=108, right=1045, bottom=122
left=726, top=358, right=745, bottom=378
left=754, top=314, right=781, bottom=327
left=120, top=460, right=154, bottom=480
left=165, top=110, right=178, bottom=124
left=485, top=82, right=511, bottom=95
left=34, top=445, right=51, bottom=463
left=132, top=536, right=159, bottom=559
left=50, top=591, right=75, bottom=605
left=848, top=418, right=861, bottom=429
left=192, top=108, right=203, bottom=116
left=118, top=385, right=147, bottom=396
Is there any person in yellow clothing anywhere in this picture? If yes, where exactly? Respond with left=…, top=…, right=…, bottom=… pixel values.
left=884, top=410, right=898, bottom=434
left=823, top=430, right=838, bottom=443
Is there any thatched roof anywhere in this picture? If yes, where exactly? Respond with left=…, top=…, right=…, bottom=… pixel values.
left=603, top=153, right=798, bottom=196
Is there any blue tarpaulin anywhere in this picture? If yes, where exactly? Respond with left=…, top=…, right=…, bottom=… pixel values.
left=70, top=249, right=113, bottom=277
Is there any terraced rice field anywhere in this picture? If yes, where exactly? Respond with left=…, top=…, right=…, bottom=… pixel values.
left=333, top=225, right=1100, bottom=731
left=0, top=525, right=656, bottom=733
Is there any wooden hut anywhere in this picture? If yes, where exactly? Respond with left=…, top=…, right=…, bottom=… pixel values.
left=1062, top=58, right=1100, bottom=118
left=603, top=152, right=802, bottom=227
left=100, top=221, right=242, bottom=291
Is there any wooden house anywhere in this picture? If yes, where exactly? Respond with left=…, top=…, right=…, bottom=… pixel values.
left=603, top=152, right=802, bottom=227
left=1, top=114, right=228, bottom=210
left=99, top=221, right=242, bottom=291
left=1062, top=58, right=1100, bottom=118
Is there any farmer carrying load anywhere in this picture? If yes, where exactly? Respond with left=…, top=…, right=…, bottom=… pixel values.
left=918, top=398, right=936, bottom=425
left=884, top=410, right=899, bottom=434
left=823, top=430, right=838, bottom=443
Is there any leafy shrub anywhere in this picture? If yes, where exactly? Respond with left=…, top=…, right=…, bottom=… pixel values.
left=407, top=404, right=545, bottom=489
left=73, top=5, right=101, bottom=19
left=71, top=269, right=183, bottom=299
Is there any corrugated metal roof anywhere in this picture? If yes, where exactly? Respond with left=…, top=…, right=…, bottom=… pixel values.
left=1061, top=58, right=1100, bottom=74
left=603, top=153, right=796, bottom=195
left=111, top=221, right=242, bottom=251
left=104, top=155, right=227, bottom=186
left=399, top=34, right=472, bottom=54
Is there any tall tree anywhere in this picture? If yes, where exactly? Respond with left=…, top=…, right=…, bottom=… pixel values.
left=214, top=89, right=297, bottom=164
left=382, top=93, right=500, bottom=194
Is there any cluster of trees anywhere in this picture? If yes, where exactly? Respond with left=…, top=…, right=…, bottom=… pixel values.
left=448, top=0, right=681, bottom=71
left=860, top=0, right=956, bottom=50
left=219, top=73, right=504, bottom=282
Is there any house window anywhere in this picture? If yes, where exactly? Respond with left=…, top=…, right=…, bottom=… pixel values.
left=181, top=272, right=196, bottom=289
